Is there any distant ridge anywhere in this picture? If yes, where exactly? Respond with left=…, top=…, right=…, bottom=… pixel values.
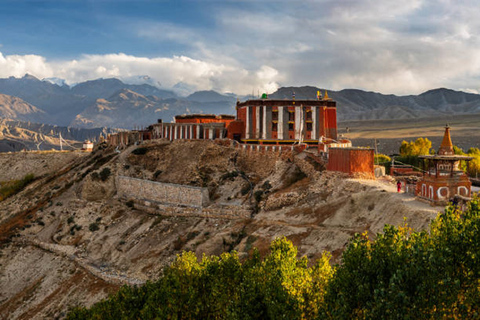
left=0, top=75, right=480, bottom=128
left=270, top=86, right=480, bottom=120
left=0, top=118, right=117, bottom=152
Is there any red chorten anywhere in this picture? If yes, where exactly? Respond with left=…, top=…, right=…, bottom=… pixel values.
left=415, top=125, right=473, bottom=204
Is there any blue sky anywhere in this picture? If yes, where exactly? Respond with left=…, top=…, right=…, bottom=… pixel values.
left=1, top=0, right=480, bottom=95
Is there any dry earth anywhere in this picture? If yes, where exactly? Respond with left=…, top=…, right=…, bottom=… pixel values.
left=0, top=140, right=442, bottom=319
left=339, top=113, right=480, bottom=155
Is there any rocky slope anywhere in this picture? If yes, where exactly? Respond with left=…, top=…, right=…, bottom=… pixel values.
left=0, top=94, right=46, bottom=123
left=0, top=140, right=438, bottom=319
left=0, top=119, right=116, bottom=152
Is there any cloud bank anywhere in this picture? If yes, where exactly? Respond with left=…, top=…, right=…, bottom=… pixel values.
left=0, top=52, right=281, bottom=95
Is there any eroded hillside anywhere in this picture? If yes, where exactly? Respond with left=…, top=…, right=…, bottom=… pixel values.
left=0, top=140, right=438, bottom=319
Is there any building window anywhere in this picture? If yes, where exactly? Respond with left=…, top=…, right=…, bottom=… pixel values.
left=288, top=123, right=294, bottom=131
left=306, top=122, right=312, bottom=131
left=272, top=111, right=278, bottom=121
left=289, top=112, right=295, bottom=121
left=272, top=122, right=278, bottom=132
left=306, top=110, right=312, bottom=121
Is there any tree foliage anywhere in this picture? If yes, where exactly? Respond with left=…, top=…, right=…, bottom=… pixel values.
left=374, top=153, right=391, bottom=172
left=323, top=199, right=480, bottom=319
left=466, top=147, right=480, bottom=177
left=397, top=138, right=432, bottom=169
left=67, top=238, right=333, bottom=320
left=68, top=199, right=480, bottom=319
left=399, top=138, right=432, bottom=157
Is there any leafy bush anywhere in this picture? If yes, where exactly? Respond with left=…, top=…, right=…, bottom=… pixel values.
left=221, top=171, right=239, bottom=181
left=261, top=180, right=272, bottom=191
left=66, top=238, right=333, bottom=320
left=0, top=173, right=35, bottom=201
left=89, top=223, right=100, bottom=232
left=240, top=184, right=251, bottom=196
left=254, top=190, right=264, bottom=202
left=324, top=199, right=480, bottom=318
left=99, top=168, right=111, bottom=181
left=374, top=153, right=392, bottom=172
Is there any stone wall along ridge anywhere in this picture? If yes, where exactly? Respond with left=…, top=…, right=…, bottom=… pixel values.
left=116, top=176, right=209, bottom=208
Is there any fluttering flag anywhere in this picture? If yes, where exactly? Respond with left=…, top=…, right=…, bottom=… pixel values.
left=317, top=90, right=321, bottom=100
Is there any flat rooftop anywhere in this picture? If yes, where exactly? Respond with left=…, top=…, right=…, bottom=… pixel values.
left=237, top=99, right=336, bottom=107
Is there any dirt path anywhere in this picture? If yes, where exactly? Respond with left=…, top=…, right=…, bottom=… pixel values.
left=15, top=237, right=146, bottom=286
left=350, top=177, right=441, bottom=215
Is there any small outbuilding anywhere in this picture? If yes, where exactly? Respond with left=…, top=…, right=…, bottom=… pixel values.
left=82, top=140, right=94, bottom=152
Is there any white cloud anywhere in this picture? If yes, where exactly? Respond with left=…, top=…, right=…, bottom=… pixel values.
left=0, top=52, right=54, bottom=79
left=0, top=51, right=280, bottom=96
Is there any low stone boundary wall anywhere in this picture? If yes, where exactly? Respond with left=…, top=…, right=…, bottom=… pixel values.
left=116, top=176, right=209, bottom=208
left=130, top=200, right=252, bottom=220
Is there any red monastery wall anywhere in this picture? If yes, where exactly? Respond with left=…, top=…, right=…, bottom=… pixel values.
left=327, top=148, right=374, bottom=176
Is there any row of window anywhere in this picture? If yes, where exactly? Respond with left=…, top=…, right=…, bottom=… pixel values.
left=271, top=111, right=313, bottom=122
left=271, top=122, right=313, bottom=132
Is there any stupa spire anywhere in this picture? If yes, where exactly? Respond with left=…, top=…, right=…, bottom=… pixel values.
left=438, top=124, right=454, bottom=155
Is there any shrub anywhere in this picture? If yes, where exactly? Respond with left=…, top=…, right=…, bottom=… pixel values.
left=99, top=168, right=111, bottom=181
left=261, top=180, right=272, bottom=191
left=67, top=216, right=75, bottom=224
left=254, top=190, right=264, bottom=202
left=89, top=223, right=100, bottom=232
left=221, top=171, right=239, bottom=181
left=186, top=231, right=200, bottom=241
left=0, top=173, right=35, bottom=201
left=241, top=184, right=251, bottom=196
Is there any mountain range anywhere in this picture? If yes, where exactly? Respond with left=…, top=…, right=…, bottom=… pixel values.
left=0, top=118, right=116, bottom=152
left=1, top=75, right=480, bottom=130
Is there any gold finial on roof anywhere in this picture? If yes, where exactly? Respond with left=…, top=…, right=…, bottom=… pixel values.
left=324, top=90, right=330, bottom=100
left=438, top=124, right=454, bottom=155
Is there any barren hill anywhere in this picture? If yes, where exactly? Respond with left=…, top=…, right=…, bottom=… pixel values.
left=0, top=119, right=116, bottom=152
left=271, top=86, right=480, bottom=120
left=0, top=140, right=438, bottom=319
left=0, top=94, right=47, bottom=123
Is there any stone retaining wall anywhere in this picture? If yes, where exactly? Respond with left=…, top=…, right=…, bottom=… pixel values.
left=116, top=176, right=209, bottom=208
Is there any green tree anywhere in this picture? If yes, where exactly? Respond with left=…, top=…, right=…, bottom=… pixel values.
left=322, top=199, right=480, bottom=319
left=67, top=238, right=333, bottom=320
left=399, top=138, right=432, bottom=157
